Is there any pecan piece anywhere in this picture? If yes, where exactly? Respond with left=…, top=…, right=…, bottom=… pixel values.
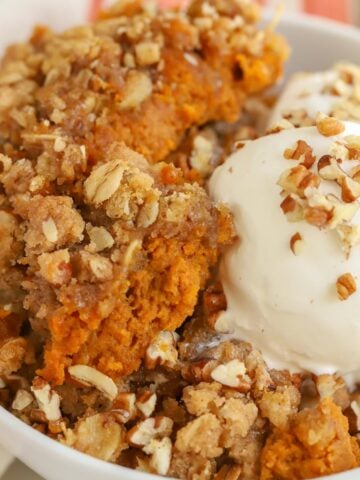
left=304, top=206, right=333, bottom=228
left=278, top=165, right=320, bottom=199
left=339, top=176, right=360, bottom=203
left=290, top=232, right=304, bottom=255
left=336, top=273, right=357, bottom=301
left=284, top=140, right=316, bottom=168
left=316, top=113, right=345, bottom=137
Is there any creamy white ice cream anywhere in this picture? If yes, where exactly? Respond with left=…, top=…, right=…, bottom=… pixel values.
left=268, top=62, right=360, bottom=127
left=209, top=121, right=360, bottom=376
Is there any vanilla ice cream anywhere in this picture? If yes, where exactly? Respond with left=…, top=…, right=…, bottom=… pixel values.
left=268, top=62, right=360, bottom=128
left=209, top=120, right=360, bottom=376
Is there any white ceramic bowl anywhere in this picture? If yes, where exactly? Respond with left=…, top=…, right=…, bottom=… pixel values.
left=0, top=6, right=360, bottom=480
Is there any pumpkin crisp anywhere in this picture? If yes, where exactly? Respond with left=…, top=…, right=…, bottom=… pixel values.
left=0, top=0, right=286, bottom=385
left=0, top=0, right=334, bottom=479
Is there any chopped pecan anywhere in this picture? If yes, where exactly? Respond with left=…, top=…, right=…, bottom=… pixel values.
left=210, top=360, right=251, bottom=391
left=136, top=391, right=157, bottom=418
left=336, top=273, right=357, bottom=301
left=351, top=165, right=360, bottom=183
left=284, top=140, right=316, bottom=168
left=290, top=232, right=304, bottom=255
left=280, top=195, right=304, bottom=222
left=317, top=155, right=344, bottom=181
left=339, top=176, right=360, bottom=203
left=145, top=331, right=179, bottom=370
left=127, top=416, right=173, bottom=448
left=182, top=358, right=217, bottom=383
left=316, top=113, right=345, bottom=137
left=350, top=401, right=360, bottom=432
left=345, top=136, right=360, bottom=159
left=304, top=206, right=333, bottom=228
left=278, top=165, right=320, bottom=199
left=143, top=437, right=172, bottom=476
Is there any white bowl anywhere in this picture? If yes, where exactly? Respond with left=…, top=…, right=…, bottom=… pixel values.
left=0, top=6, right=360, bottom=480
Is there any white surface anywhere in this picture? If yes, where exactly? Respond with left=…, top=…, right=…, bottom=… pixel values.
left=2, top=458, right=41, bottom=480
left=0, top=0, right=89, bottom=53
left=0, top=446, right=15, bottom=477
left=0, top=407, right=161, bottom=480
left=0, top=4, right=359, bottom=480
left=210, top=122, right=360, bottom=376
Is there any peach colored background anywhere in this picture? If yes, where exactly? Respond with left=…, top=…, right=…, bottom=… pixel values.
left=88, top=0, right=360, bottom=26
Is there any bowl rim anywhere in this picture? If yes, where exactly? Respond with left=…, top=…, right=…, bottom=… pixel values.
left=0, top=406, right=163, bottom=479
left=0, top=7, right=359, bottom=480
left=263, top=6, right=360, bottom=41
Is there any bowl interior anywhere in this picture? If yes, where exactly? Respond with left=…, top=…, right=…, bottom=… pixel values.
left=0, top=7, right=359, bottom=480
left=274, top=11, right=360, bottom=75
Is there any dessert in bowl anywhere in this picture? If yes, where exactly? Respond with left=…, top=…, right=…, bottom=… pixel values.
left=0, top=1, right=359, bottom=480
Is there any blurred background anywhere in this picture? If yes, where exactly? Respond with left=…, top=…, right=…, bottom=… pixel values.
left=259, top=0, right=359, bottom=25
left=160, top=0, right=360, bottom=26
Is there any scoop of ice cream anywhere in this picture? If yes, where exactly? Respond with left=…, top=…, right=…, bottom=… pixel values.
left=268, top=62, right=360, bottom=128
left=209, top=121, right=360, bottom=376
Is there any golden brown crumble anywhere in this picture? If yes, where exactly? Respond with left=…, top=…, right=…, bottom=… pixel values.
left=260, top=398, right=360, bottom=480
left=175, top=413, right=224, bottom=458
left=64, top=413, right=127, bottom=461
left=1, top=324, right=360, bottom=479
